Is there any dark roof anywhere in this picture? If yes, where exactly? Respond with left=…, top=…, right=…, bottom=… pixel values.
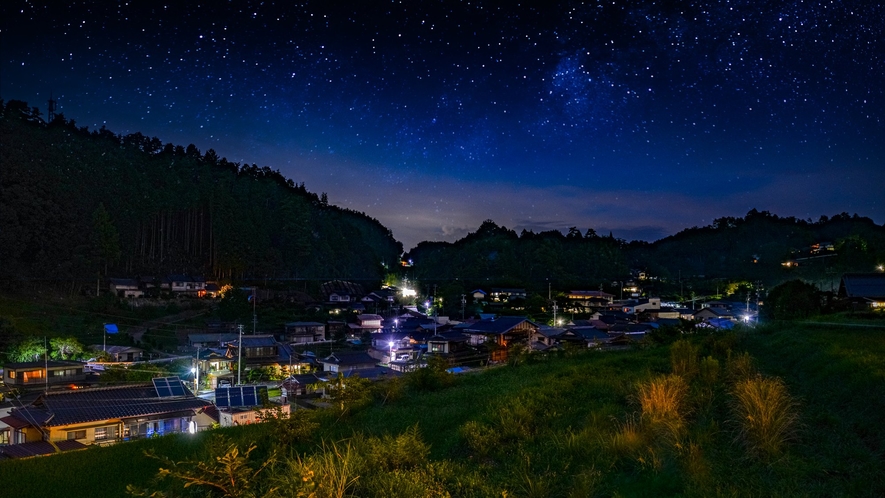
left=188, top=333, right=239, bottom=343
left=321, top=351, right=377, bottom=366
left=321, top=280, right=364, bottom=297
left=428, top=332, right=469, bottom=343
left=0, top=439, right=87, bottom=459
left=235, top=335, right=278, bottom=347
left=3, top=360, right=85, bottom=369
left=285, top=321, right=325, bottom=327
left=460, top=316, right=537, bottom=335
left=840, top=273, right=885, bottom=299
left=5, top=383, right=210, bottom=428
left=108, top=278, right=139, bottom=287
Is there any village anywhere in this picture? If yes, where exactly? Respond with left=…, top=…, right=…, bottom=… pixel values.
left=2, top=270, right=882, bottom=459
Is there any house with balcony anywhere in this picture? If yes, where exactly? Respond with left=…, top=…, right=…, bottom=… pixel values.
left=283, top=322, right=327, bottom=344
left=2, top=361, right=88, bottom=390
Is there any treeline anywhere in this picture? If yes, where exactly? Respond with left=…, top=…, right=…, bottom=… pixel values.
left=0, top=100, right=402, bottom=291
left=405, top=219, right=629, bottom=290
left=406, top=212, right=885, bottom=296
left=631, top=209, right=885, bottom=284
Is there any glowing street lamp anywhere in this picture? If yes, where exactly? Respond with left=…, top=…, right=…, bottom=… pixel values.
left=388, top=341, right=395, bottom=365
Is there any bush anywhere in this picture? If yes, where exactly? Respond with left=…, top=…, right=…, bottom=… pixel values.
left=731, top=376, right=799, bottom=459
left=405, top=355, right=455, bottom=392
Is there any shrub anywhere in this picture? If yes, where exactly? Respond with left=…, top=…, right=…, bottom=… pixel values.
left=731, top=376, right=799, bottom=459
left=460, top=420, right=500, bottom=458
left=405, top=355, right=455, bottom=392
left=361, top=425, right=430, bottom=471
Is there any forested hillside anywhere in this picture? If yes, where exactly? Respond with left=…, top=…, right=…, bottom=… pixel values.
left=0, top=100, right=402, bottom=291
left=405, top=213, right=885, bottom=296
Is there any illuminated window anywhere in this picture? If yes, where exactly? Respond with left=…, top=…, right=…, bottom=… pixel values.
left=67, top=430, right=87, bottom=440
left=94, top=427, right=108, bottom=440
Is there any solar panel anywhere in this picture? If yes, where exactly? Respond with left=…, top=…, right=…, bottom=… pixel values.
left=153, top=377, right=186, bottom=398
left=214, top=386, right=268, bottom=407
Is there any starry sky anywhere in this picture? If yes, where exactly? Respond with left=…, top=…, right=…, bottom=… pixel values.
left=2, top=1, right=883, bottom=250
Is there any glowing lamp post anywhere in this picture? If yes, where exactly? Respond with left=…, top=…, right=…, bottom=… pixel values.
left=388, top=341, right=395, bottom=365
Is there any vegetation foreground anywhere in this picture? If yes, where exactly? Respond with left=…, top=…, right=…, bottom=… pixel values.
left=2, top=322, right=884, bottom=497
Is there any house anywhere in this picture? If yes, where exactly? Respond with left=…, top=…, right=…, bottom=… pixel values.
left=348, top=314, right=383, bottom=335
left=839, top=273, right=885, bottom=309
left=426, top=332, right=470, bottom=355
left=470, top=289, right=488, bottom=301
left=490, top=288, right=527, bottom=302
left=531, top=327, right=564, bottom=349
left=108, top=278, right=143, bottom=298
left=219, top=403, right=289, bottom=427
left=2, top=361, right=87, bottom=390
left=188, top=333, right=239, bottom=348
left=281, top=373, right=327, bottom=399
left=693, top=307, right=734, bottom=321
left=319, top=351, right=377, bottom=373
left=567, top=290, right=614, bottom=306
left=641, top=308, right=681, bottom=320
left=225, top=335, right=292, bottom=369
left=283, top=322, right=327, bottom=344
left=0, top=381, right=211, bottom=447
left=559, top=326, right=626, bottom=348
left=321, top=280, right=365, bottom=303
left=457, top=316, right=539, bottom=361
left=90, top=345, right=144, bottom=362
left=621, top=298, right=662, bottom=314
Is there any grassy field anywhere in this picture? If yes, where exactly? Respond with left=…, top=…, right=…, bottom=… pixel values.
left=2, top=320, right=883, bottom=497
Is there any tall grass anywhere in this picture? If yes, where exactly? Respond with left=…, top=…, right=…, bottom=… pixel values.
left=637, top=374, right=689, bottom=425
left=726, top=350, right=756, bottom=383
left=670, top=340, right=699, bottom=380
left=731, top=376, right=798, bottom=459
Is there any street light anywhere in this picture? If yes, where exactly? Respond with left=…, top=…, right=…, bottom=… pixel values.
left=388, top=341, right=395, bottom=365
left=190, top=367, right=198, bottom=392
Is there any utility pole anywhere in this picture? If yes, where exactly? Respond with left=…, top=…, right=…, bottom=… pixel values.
left=237, top=324, right=243, bottom=385
left=252, top=287, right=257, bottom=335
left=461, top=294, right=466, bottom=321
left=552, top=303, right=558, bottom=327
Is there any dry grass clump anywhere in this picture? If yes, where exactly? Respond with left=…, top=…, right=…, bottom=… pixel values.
left=607, top=414, right=645, bottom=459
left=731, top=376, right=799, bottom=459
left=637, top=374, right=689, bottom=425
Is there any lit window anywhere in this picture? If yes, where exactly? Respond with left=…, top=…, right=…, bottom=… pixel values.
left=67, top=430, right=87, bottom=440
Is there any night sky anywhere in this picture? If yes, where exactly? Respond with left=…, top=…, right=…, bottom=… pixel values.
left=3, top=1, right=883, bottom=250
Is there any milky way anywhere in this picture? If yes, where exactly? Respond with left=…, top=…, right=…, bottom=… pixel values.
left=2, top=1, right=883, bottom=249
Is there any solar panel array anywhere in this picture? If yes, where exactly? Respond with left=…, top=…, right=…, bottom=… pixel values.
left=153, top=377, right=187, bottom=398
left=215, top=385, right=268, bottom=407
